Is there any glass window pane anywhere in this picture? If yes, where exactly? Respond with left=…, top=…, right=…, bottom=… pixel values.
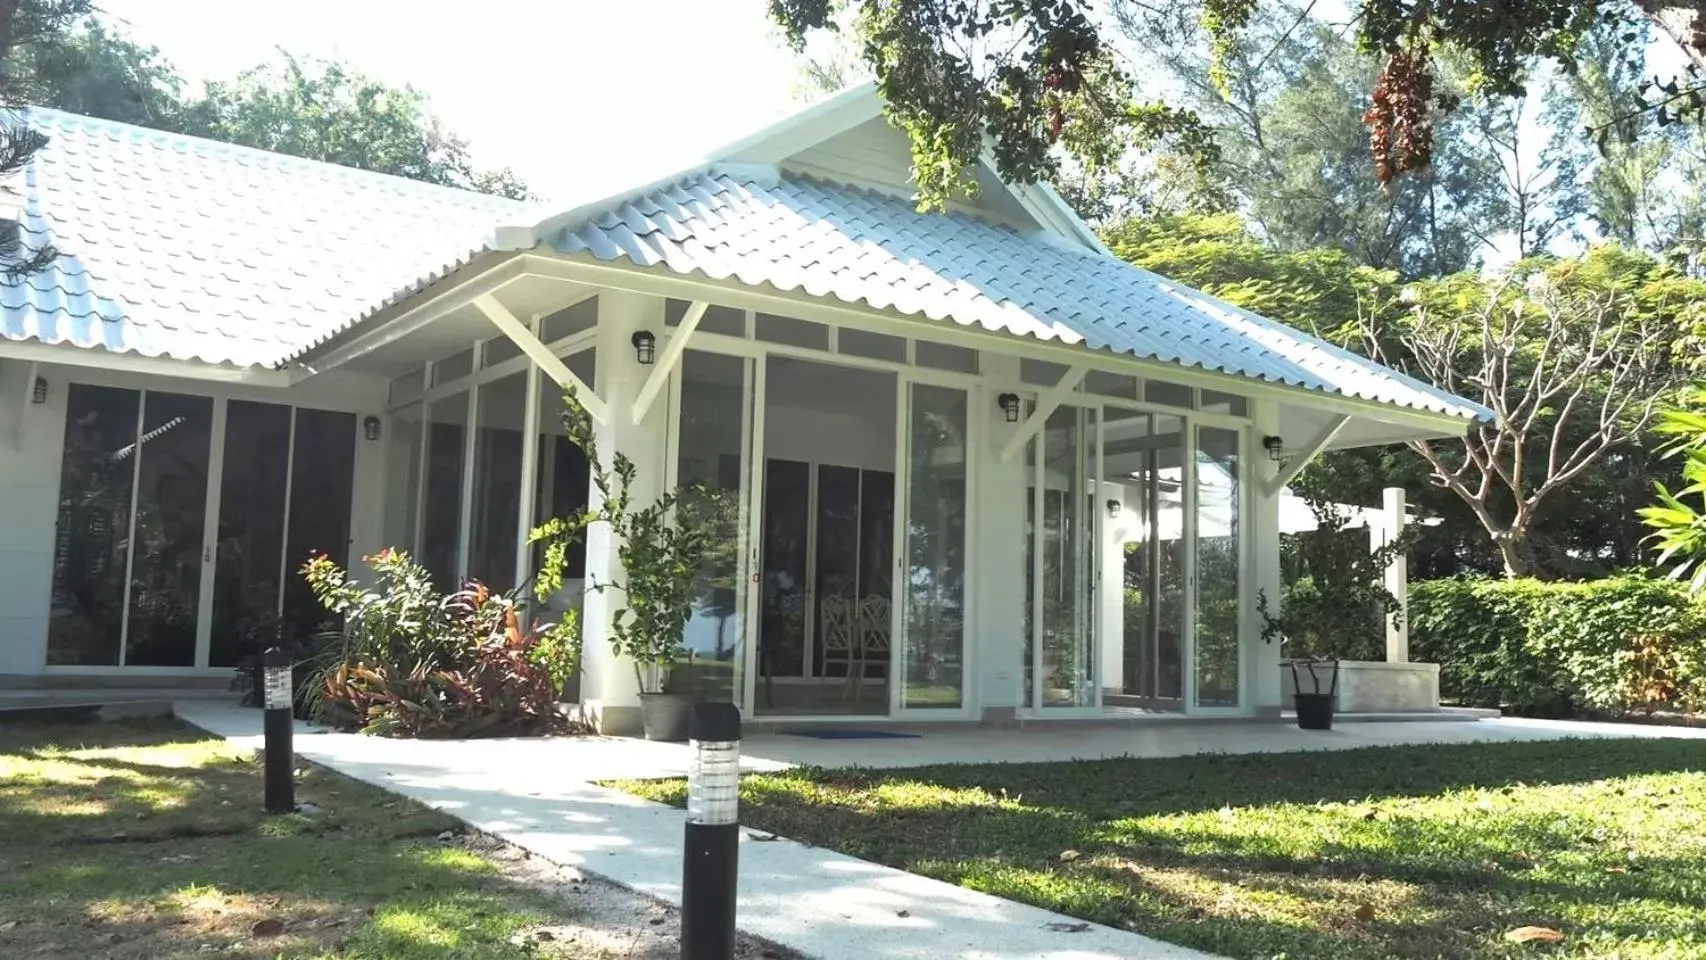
left=914, top=340, right=977, bottom=374
left=1145, top=379, right=1194, bottom=408
left=382, top=403, right=424, bottom=554
left=1021, top=358, right=1068, bottom=385
left=388, top=369, right=424, bottom=406
left=901, top=384, right=968, bottom=709
left=532, top=350, right=595, bottom=586
left=469, top=372, right=528, bottom=591
left=432, top=348, right=474, bottom=386
left=482, top=333, right=523, bottom=368
left=210, top=400, right=292, bottom=668
left=839, top=328, right=906, bottom=362
left=125, top=392, right=213, bottom=666
left=542, top=297, right=598, bottom=343
left=1103, top=409, right=1186, bottom=705
left=667, top=299, right=746, bottom=336
left=755, top=313, right=829, bottom=350
left=1038, top=405, right=1096, bottom=707
left=421, top=392, right=468, bottom=585
left=675, top=350, right=753, bottom=705
left=1195, top=426, right=1241, bottom=708
left=47, top=384, right=140, bottom=666
left=1084, top=370, right=1138, bottom=399
left=280, top=410, right=356, bottom=642
left=1201, top=389, right=1247, bottom=416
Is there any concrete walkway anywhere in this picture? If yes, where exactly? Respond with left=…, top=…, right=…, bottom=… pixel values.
left=173, top=704, right=1706, bottom=960
left=176, top=701, right=1218, bottom=960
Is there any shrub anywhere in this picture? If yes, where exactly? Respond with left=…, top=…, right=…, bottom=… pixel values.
left=1410, top=574, right=1706, bottom=718
left=301, top=549, right=580, bottom=738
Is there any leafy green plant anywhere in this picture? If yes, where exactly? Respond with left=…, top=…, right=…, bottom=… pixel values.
left=300, top=548, right=579, bottom=737
left=530, top=389, right=716, bottom=695
left=1410, top=574, right=1706, bottom=717
left=1642, top=386, right=1706, bottom=589
left=1259, top=491, right=1412, bottom=661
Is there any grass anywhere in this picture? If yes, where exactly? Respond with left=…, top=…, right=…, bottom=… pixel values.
left=613, top=738, right=1706, bottom=959
left=0, top=718, right=588, bottom=959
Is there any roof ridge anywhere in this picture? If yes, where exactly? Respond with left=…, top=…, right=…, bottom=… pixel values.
left=18, top=105, right=530, bottom=211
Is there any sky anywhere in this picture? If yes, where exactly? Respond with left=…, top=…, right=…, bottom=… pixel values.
left=99, top=0, right=810, bottom=204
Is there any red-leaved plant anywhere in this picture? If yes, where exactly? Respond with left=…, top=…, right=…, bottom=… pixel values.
left=302, top=549, right=579, bottom=738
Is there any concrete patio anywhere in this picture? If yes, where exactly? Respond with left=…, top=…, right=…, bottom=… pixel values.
left=172, top=703, right=1706, bottom=960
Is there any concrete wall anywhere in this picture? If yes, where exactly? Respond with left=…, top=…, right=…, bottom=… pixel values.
left=1281, top=659, right=1441, bottom=713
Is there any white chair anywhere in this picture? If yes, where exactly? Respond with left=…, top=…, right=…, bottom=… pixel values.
left=855, top=595, right=892, bottom=701
left=819, top=595, right=859, bottom=699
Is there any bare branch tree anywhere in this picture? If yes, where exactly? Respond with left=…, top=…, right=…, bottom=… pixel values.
left=1359, top=270, right=1673, bottom=577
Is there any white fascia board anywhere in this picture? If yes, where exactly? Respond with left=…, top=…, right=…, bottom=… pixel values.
left=0, top=338, right=291, bottom=386
left=707, top=83, right=885, bottom=163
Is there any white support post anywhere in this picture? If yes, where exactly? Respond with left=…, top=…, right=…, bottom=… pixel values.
left=632, top=301, right=706, bottom=424
left=1249, top=398, right=1285, bottom=718
left=1264, top=414, right=1350, bottom=496
left=999, top=362, right=1087, bottom=462
left=1371, top=485, right=1410, bottom=663
left=474, top=294, right=609, bottom=424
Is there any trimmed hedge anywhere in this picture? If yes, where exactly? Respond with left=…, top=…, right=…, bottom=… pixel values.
left=1410, top=575, right=1706, bottom=717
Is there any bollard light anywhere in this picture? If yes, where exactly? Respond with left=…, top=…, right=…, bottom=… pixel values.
left=682, top=701, right=741, bottom=960
left=262, top=647, right=295, bottom=814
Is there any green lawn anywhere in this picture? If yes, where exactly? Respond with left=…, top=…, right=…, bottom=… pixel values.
left=613, top=738, right=1706, bottom=959
left=0, top=718, right=585, bottom=959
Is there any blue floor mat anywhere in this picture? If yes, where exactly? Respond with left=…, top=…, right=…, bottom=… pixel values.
left=785, top=728, right=921, bottom=740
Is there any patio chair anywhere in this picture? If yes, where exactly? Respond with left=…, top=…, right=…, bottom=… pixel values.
left=819, top=594, right=859, bottom=700
left=856, top=595, right=891, bottom=701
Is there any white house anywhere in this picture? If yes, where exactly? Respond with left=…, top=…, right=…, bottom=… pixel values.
left=0, top=87, right=1489, bottom=732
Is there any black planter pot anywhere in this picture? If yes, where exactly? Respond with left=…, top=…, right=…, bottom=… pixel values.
left=640, top=692, right=694, bottom=742
left=1294, top=692, right=1336, bottom=730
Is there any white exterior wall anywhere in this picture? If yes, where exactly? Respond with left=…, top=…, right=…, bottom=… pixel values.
left=974, top=354, right=1027, bottom=717
left=1248, top=398, right=1285, bottom=717
left=0, top=354, right=389, bottom=680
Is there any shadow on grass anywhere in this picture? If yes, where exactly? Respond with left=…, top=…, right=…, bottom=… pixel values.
left=616, top=736, right=1706, bottom=960
left=0, top=719, right=578, bottom=960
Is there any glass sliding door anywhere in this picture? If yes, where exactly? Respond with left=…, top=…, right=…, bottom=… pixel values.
left=47, top=385, right=142, bottom=665
left=123, top=392, right=213, bottom=666
left=1038, top=405, right=1097, bottom=708
left=1193, top=426, right=1242, bottom=708
left=899, top=383, right=968, bottom=711
left=1103, top=409, right=1187, bottom=708
left=279, top=410, right=356, bottom=641
left=420, top=392, right=468, bottom=586
left=468, top=372, right=528, bottom=590
left=675, top=349, right=754, bottom=706
left=209, top=401, right=292, bottom=667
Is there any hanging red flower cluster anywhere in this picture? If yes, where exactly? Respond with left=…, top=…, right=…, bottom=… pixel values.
left=1364, top=47, right=1435, bottom=185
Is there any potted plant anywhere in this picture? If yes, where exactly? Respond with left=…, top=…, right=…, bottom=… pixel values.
left=531, top=388, right=716, bottom=742
left=1259, top=490, right=1412, bottom=730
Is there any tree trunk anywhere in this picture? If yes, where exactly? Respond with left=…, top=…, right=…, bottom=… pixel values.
left=1496, top=534, right=1531, bottom=579
left=1634, top=0, right=1706, bottom=69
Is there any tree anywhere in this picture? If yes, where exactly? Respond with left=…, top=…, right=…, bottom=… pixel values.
left=1356, top=251, right=1689, bottom=577
left=766, top=0, right=1706, bottom=209
left=0, top=0, right=96, bottom=278
left=1642, top=387, right=1706, bottom=588
left=175, top=55, right=531, bottom=200
left=20, top=16, right=182, bottom=127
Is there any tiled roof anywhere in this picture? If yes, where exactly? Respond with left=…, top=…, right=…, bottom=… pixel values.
left=1, top=107, right=526, bottom=368
left=548, top=168, right=1492, bottom=422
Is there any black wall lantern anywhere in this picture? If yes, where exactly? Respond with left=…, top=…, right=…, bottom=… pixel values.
left=363, top=415, right=382, bottom=441
left=31, top=376, right=47, bottom=405
left=1106, top=498, right=1122, bottom=518
left=631, top=330, right=656, bottom=365
left=997, top=392, right=1020, bottom=423
left=1263, top=435, right=1285, bottom=462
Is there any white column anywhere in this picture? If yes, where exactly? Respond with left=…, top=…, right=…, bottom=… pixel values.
left=577, top=290, right=669, bottom=734
left=0, top=358, right=66, bottom=676
left=976, top=355, right=1026, bottom=721
left=347, top=410, right=389, bottom=570
left=1248, top=398, right=1284, bottom=718
left=1370, top=485, right=1410, bottom=663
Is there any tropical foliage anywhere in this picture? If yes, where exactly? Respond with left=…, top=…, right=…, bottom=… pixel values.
left=1410, top=574, right=1706, bottom=717
left=1261, top=491, right=1413, bottom=661
left=1641, top=387, right=1706, bottom=588
left=301, top=549, right=578, bottom=738
left=530, top=390, right=718, bottom=695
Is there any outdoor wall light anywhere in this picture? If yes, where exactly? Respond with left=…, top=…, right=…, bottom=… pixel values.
left=31, top=376, right=46, bottom=405
left=997, top=392, right=1021, bottom=422
left=1263, top=435, right=1285, bottom=462
left=683, top=701, right=742, bottom=958
left=1106, top=499, right=1122, bottom=518
left=631, top=330, right=657, bottom=365
left=363, top=415, right=382, bottom=441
